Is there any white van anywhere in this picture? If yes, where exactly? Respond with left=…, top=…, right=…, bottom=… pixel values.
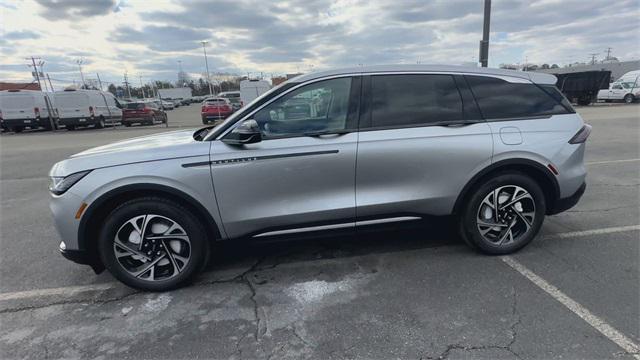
left=53, top=89, right=123, bottom=130
left=0, top=90, right=56, bottom=133
left=240, top=80, right=271, bottom=106
left=597, top=70, right=640, bottom=103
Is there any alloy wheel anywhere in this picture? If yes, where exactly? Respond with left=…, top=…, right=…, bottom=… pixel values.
left=113, top=214, right=191, bottom=281
left=476, top=185, right=536, bottom=246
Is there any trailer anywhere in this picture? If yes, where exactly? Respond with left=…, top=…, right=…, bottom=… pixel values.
left=553, top=70, right=611, bottom=105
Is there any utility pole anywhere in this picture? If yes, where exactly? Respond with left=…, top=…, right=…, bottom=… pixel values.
left=47, top=73, right=55, bottom=91
left=27, top=57, right=43, bottom=90
left=201, top=40, right=214, bottom=96
left=76, top=59, right=86, bottom=88
left=96, top=73, right=103, bottom=90
left=123, top=71, right=132, bottom=99
left=479, top=0, right=491, bottom=67
left=604, top=47, right=612, bottom=60
left=139, top=75, right=146, bottom=98
left=588, top=53, right=599, bottom=65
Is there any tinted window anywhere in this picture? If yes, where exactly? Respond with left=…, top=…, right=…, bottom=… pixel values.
left=370, top=74, right=463, bottom=128
left=253, top=77, right=352, bottom=138
left=126, top=103, right=144, bottom=109
left=466, top=76, right=569, bottom=119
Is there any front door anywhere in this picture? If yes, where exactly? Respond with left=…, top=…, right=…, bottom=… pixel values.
left=211, top=76, right=360, bottom=238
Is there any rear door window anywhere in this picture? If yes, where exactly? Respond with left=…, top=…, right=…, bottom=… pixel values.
left=465, top=75, right=570, bottom=119
left=370, top=74, right=463, bottom=128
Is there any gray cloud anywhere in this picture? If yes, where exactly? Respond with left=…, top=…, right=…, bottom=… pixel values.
left=34, top=0, right=116, bottom=19
left=3, top=30, right=42, bottom=40
left=111, top=25, right=211, bottom=52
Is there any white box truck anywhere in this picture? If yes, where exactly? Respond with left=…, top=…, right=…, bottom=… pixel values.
left=158, top=88, right=193, bottom=106
left=240, top=80, right=271, bottom=105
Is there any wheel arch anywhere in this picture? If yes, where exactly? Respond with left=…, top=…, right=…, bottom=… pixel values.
left=452, top=158, right=560, bottom=216
left=78, top=183, right=222, bottom=273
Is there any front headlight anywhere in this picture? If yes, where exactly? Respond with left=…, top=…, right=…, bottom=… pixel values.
left=49, top=170, right=91, bottom=195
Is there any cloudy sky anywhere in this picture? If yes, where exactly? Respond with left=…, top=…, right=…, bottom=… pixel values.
left=1, top=0, right=639, bottom=88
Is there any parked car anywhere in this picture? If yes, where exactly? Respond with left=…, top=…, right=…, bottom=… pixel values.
left=53, top=89, right=123, bottom=130
left=201, top=97, right=234, bottom=124
left=161, top=100, right=175, bottom=110
left=122, top=101, right=167, bottom=126
left=218, top=91, right=242, bottom=110
left=49, top=65, right=589, bottom=291
left=0, top=89, right=56, bottom=132
left=597, top=70, right=640, bottom=103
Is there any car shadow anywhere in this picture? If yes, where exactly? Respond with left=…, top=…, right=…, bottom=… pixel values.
left=204, top=217, right=466, bottom=274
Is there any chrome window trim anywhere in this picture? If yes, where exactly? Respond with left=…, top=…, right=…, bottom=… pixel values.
left=215, top=71, right=533, bottom=140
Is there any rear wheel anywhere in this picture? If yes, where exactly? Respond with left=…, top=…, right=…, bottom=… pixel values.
left=66, top=125, right=76, bottom=131
left=10, top=126, right=24, bottom=133
left=624, top=94, right=635, bottom=104
left=98, top=197, right=208, bottom=291
left=458, top=173, right=545, bottom=254
left=96, top=117, right=105, bottom=129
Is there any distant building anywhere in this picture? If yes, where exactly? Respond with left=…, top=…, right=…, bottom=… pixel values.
left=0, top=82, right=41, bottom=91
left=536, top=60, right=640, bottom=82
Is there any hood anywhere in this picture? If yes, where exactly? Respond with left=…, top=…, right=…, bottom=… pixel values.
left=50, top=129, right=211, bottom=176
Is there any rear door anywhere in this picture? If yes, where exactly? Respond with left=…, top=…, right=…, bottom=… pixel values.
left=355, top=74, right=493, bottom=219
left=55, top=92, right=90, bottom=119
left=210, top=76, right=360, bottom=238
left=1, top=94, right=35, bottom=121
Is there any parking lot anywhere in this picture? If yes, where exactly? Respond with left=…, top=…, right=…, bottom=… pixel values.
left=0, top=103, right=638, bottom=359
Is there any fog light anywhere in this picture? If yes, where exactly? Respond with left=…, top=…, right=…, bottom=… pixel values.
left=59, top=241, right=66, bottom=251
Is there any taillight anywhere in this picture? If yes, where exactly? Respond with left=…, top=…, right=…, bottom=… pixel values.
left=143, top=106, right=151, bottom=113
left=34, top=107, right=40, bottom=118
left=569, top=124, right=592, bottom=144
left=89, top=106, right=95, bottom=117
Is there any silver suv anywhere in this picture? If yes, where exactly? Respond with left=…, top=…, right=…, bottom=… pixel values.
left=50, top=65, right=589, bottom=291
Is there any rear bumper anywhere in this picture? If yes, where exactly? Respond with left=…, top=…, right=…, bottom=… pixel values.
left=122, top=115, right=153, bottom=123
left=2, top=117, right=48, bottom=127
left=549, top=182, right=586, bottom=215
left=202, top=113, right=232, bottom=120
left=59, top=116, right=97, bottom=126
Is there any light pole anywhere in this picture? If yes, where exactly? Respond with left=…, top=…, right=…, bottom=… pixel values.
left=479, top=0, right=491, bottom=67
left=201, top=41, right=214, bottom=96
left=76, top=59, right=86, bottom=88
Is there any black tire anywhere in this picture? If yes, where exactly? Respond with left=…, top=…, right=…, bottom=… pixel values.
left=458, top=172, right=546, bottom=255
left=624, top=94, right=634, bottom=104
left=98, top=197, right=209, bottom=291
left=96, top=117, right=105, bottom=129
left=11, top=126, right=24, bottom=133
left=123, top=122, right=131, bottom=127
left=202, top=118, right=209, bottom=125
left=67, top=125, right=76, bottom=131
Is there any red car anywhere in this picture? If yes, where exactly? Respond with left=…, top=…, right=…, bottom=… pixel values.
left=122, top=101, right=167, bottom=127
left=201, top=98, right=234, bottom=124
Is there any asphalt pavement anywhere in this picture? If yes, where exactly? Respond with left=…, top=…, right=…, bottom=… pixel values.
left=0, top=102, right=638, bottom=359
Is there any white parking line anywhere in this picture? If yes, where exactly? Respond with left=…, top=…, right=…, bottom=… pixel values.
left=0, top=282, right=117, bottom=302
left=587, top=158, right=640, bottom=165
left=0, top=225, right=638, bottom=302
left=546, top=225, right=640, bottom=239
left=502, top=256, right=640, bottom=359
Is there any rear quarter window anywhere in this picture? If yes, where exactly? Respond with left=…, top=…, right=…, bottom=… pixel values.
left=465, top=75, right=571, bottom=120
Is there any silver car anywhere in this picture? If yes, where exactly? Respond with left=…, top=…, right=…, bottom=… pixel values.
left=50, top=65, right=590, bottom=291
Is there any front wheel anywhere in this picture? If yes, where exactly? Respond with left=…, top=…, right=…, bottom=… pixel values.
left=458, top=173, right=546, bottom=254
left=96, top=117, right=105, bottom=129
left=98, top=197, right=209, bottom=291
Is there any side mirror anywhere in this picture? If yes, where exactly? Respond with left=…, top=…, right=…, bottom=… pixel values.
left=222, top=119, right=262, bottom=145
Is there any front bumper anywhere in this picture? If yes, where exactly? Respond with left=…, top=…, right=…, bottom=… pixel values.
left=59, top=242, right=104, bottom=274
left=549, top=182, right=586, bottom=215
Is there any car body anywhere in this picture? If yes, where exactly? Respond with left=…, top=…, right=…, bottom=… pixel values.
left=121, top=101, right=167, bottom=126
left=218, top=91, right=242, bottom=110
left=0, top=89, right=56, bottom=132
left=161, top=100, right=174, bottom=110
left=201, top=97, right=234, bottom=124
left=53, top=89, right=123, bottom=130
left=597, top=70, right=640, bottom=103
left=49, top=65, right=589, bottom=291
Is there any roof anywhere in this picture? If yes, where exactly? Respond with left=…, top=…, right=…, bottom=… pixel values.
left=290, top=64, right=557, bottom=85
left=0, top=82, right=41, bottom=91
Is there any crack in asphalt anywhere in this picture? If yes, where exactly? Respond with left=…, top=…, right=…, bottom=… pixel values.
left=0, top=291, right=140, bottom=314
